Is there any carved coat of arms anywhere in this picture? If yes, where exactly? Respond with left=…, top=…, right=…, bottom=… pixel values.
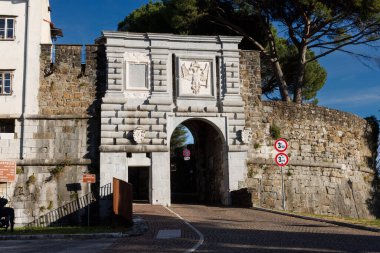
left=181, top=61, right=210, bottom=94
left=133, top=127, right=146, bottom=144
left=241, top=128, right=253, bottom=144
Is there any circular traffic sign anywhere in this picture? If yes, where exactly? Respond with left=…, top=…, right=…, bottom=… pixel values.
left=183, top=149, right=191, bottom=161
left=183, top=149, right=190, bottom=157
left=275, top=153, right=289, bottom=166
left=274, top=138, right=288, bottom=152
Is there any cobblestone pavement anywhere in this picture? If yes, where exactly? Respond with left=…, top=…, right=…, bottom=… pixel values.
left=170, top=204, right=380, bottom=253
left=102, top=204, right=198, bottom=253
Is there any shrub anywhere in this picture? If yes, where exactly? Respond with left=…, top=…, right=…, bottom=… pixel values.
left=270, top=124, right=281, bottom=139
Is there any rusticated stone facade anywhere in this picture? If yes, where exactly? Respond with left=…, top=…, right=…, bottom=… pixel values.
left=98, top=33, right=247, bottom=206
left=239, top=51, right=379, bottom=218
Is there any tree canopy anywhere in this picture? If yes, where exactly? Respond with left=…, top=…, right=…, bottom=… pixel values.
left=170, top=125, right=188, bottom=152
left=214, top=0, right=380, bottom=102
left=119, top=0, right=380, bottom=103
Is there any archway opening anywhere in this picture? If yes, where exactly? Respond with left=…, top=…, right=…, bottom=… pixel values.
left=170, top=119, right=226, bottom=204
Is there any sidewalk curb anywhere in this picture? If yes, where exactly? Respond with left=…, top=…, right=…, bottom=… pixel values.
left=0, top=216, right=148, bottom=240
left=252, top=206, right=380, bottom=233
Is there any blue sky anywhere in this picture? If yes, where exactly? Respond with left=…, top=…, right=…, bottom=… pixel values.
left=50, top=0, right=380, bottom=120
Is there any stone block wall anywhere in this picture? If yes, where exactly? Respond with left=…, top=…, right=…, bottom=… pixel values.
left=0, top=44, right=106, bottom=226
left=0, top=120, right=21, bottom=160
left=0, top=165, right=89, bottom=225
left=239, top=50, right=379, bottom=218
left=39, top=44, right=102, bottom=116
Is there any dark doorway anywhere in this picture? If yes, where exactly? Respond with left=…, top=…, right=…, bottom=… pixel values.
left=128, top=167, right=149, bottom=202
left=171, top=144, right=198, bottom=203
left=170, top=120, right=225, bottom=204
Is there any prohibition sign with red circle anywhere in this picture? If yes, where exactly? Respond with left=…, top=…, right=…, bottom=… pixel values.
left=183, top=149, right=191, bottom=158
left=274, top=138, right=288, bottom=152
left=275, top=153, right=289, bottom=167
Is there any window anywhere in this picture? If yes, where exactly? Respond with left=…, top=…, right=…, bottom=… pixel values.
left=127, top=63, right=148, bottom=89
left=0, top=17, right=15, bottom=39
left=0, top=119, right=15, bottom=133
left=0, top=71, right=12, bottom=94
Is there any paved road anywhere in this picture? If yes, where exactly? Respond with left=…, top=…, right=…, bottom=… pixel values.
left=170, top=204, right=380, bottom=253
left=0, top=238, right=117, bottom=253
left=102, top=204, right=198, bottom=253
left=2, top=204, right=380, bottom=253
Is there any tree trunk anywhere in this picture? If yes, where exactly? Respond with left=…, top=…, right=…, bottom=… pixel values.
left=267, top=31, right=291, bottom=102
left=294, top=45, right=308, bottom=103
left=272, top=60, right=291, bottom=102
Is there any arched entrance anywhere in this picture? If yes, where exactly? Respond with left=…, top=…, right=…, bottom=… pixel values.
left=170, top=119, right=227, bottom=204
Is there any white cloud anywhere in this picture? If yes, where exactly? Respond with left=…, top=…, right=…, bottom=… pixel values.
left=319, top=86, right=380, bottom=107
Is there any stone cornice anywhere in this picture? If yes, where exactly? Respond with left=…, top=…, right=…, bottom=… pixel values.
left=100, top=31, right=242, bottom=45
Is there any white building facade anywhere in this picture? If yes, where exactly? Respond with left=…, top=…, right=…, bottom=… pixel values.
left=0, top=0, right=52, bottom=159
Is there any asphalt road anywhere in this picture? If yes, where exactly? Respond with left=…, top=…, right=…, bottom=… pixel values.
left=1, top=204, right=380, bottom=253
left=170, top=204, right=380, bottom=253
left=0, top=238, right=117, bottom=253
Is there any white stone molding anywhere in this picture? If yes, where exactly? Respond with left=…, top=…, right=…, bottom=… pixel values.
left=124, top=52, right=150, bottom=63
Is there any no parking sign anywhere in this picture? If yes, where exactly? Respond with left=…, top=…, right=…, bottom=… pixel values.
left=273, top=138, right=289, bottom=211
left=183, top=149, right=191, bottom=161
left=274, top=138, right=288, bottom=152
left=275, top=153, right=289, bottom=167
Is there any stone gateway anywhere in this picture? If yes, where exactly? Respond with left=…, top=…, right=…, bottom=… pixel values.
left=98, top=32, right=248, bottom=206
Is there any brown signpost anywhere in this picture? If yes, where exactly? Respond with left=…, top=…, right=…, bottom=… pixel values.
left=82, top=174, right=96, bottom=183
left=0, top=161, right=16, bottom=183
left=82, top=174, right=96, bottom=226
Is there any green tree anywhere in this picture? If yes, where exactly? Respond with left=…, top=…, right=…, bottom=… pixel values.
left=118, top=0, right=329, bottom=102
left=211, top=0, right=380, bottom=103
left=170, top=125, right=188, bottom=152
left=262, top=32, right=327, bottom=102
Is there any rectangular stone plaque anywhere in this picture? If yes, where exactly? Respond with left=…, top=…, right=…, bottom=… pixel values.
left=128, top=63, right=147, bottom=89
left=0, top=161, right=16, bottom=182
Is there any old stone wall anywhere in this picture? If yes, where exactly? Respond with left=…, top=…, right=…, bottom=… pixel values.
left=239, top=50, right=379, bottom=218
left=39, top=44, right=102, bottom=116
left=0, top=44, right=105, bottom=225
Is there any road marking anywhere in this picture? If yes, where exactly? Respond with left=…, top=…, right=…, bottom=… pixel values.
left=156, top=229, right=181, bottom=239
left=165, top=206, right=204, bottom=253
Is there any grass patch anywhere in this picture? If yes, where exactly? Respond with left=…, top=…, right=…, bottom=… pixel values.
left=0, top=226, right=132, bottom=235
